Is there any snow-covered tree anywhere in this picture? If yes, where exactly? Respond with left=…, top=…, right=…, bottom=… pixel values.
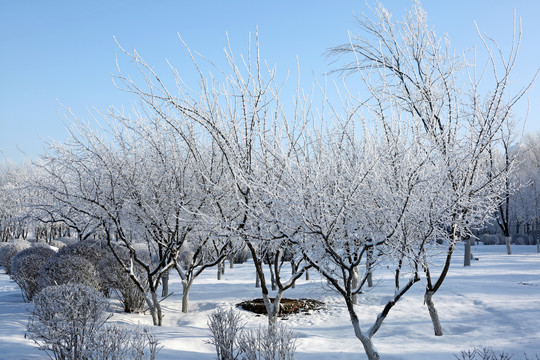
left=328, top=0, right=536, bottom=344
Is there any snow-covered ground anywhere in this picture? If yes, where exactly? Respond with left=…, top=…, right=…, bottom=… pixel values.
left=1, top=244, right=539, bottom=360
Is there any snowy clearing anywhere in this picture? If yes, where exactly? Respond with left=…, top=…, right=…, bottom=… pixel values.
left=1, top=244, right=539, bottom=360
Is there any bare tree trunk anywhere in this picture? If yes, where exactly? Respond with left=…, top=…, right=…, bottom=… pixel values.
left=366, top=248, right=374, bottom=287
left=145, top=292, right=163, bottom=326
left=505, top=236, right=512, bottom=255
left=464, top=238, right=471, bottom=267
left=161, top=270, right=169, bottom=297
left=424, top=291, right=443, bottom=336
left=255, top=272, right=260, bottom=288
left=290, top=260, right=297, bottom=289
left=349, top=312, right=380, bottom=360
left=269, top=263, right=276, bottom=291
left=305, top=269, right=310, bottom=281
left=217, top=262, right=223, bottom=280
left=537, top=228, right=540, bottom=253
left=352, top=266, right=359, bottom=305
left=181, top=281, right=192, bottom=313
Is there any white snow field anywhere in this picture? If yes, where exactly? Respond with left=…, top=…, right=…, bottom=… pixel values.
left=1, top=244, right=539, bottom=360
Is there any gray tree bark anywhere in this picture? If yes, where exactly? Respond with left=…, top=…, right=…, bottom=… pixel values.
left=464, top=238, right=471, bottom=267
left=505, top=236, right=513, bottom=255
left=424, top=291, right=443, bottom=336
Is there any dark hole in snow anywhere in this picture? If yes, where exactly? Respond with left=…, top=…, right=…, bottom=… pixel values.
left=236, top=298, right=325, bottom=316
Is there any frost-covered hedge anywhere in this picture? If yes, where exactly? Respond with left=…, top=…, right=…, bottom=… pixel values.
left=37, top=254, right=101, bottom=293
left=56, top=239, right=108, bottom=266
left=26, top=283, right=160, bottom=360
left=27, top=283, right=110, bottom=360
left=98, top=250, right=148, bottom=313
left=10, top=246, right=56, bottom=301
left=0, top=240, right=31, bottom=274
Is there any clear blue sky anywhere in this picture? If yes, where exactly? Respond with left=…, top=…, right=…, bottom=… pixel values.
left=1, top=1, right=539, bottom=164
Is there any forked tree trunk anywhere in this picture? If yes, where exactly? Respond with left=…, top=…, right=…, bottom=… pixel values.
left=349, top=312, right=380, bottom=360
left=424, top=290, right=443, bottom=336
left=505, top=236, right=512, bottom=255
left=146, top=292, right=163, bottom=326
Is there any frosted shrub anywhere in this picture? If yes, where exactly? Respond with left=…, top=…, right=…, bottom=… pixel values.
left=56, top=239, right=108, bottom=266
left=85, top=323, right=161, bottom=360
left=0, top=240, right=31, bottom=274
left=207, top=308, right=297, bottom=360
left=238, top=323, right=297, bottom=360
left=10, top=246, right=56, bottom=301
left=27, top=283, right=110, bottom=360
left=233, top=247, right=252, bottom=264
left=37, top=254, right=101, bottom=293
left=207, top=307, right=245, bottom=360
left=98, top=252, right=148, bottom=313
left=455, top=348, right=540, bottom=360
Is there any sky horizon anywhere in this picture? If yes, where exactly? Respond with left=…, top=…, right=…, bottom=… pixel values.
left=1, top=1, right=539, bottom=164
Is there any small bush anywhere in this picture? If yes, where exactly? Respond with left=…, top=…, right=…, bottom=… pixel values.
left=455, top=347, right=540, bottom=360
left=207, top=307, right=245, bottom=360
left=234, top=247, right=252, bottom=264
left=0, top=240, right=31, bottom=274
left=85, top=323, right=161, bottom=360
left=238, top=323, right=297, bottom=360
left=27, top=284, right=110, bottom=360
left=10, top=246, right=56, bottom=301
left=37, top=254, right=101, bottom=293
left=207, top=308, right=297, bottom=360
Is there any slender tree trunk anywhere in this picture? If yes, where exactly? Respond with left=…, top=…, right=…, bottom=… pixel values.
left=537, top=228, right=540, bottom=253
left=505, top=236, right=512, bottom=255
left=181, top=281, right=192, bottom=313
left=269, top=263, right=276, bottom=291
left=305, top=269, right=310, bottom=281
left=255, top=272, right=260, bottom=288
left=161, top=270, right=169, bottom=297
left=217, top=262, right=223, bottom=280
left=352, top=266, right=359, bottom=305
left=366, top=248, right=374, bottom=287
left=424, top=290, right=443, bottom=336
left=464, top=238, right=471, bottom=267
left=290, top=260, right=297, bottom=289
